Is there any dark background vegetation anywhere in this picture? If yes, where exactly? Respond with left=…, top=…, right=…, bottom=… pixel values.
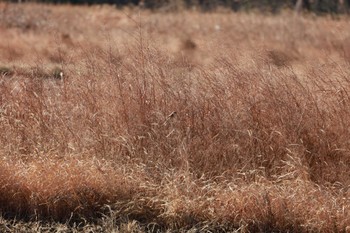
left=4, top=0, right=350, bottom=13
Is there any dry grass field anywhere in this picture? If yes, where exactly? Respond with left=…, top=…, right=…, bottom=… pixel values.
left=0, top=2, right=350, bottom=232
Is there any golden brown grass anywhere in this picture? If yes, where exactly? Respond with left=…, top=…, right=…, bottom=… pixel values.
left=0, top=2, right=350, bottom=232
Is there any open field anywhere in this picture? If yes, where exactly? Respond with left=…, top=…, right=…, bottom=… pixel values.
left=0, top=3, right=350, bottom=232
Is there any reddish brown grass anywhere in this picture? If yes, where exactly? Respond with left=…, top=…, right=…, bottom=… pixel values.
left=0, top=3, right=350, bottom=232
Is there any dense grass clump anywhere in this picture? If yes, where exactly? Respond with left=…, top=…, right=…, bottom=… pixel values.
left=0, top=3, right=350, bottom=232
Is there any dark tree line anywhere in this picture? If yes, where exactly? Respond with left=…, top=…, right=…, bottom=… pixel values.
left=7, top=0, right=350, bottom=13
left=294, top=0, right=350, bottom=13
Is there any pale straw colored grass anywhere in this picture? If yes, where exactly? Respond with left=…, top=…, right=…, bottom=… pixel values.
left=0, top=3, right=349, bottom=232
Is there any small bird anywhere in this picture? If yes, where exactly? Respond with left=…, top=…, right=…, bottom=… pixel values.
left=163, top=111, right=177, bottom=126
left=168, top=111, right=177, bottom=119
